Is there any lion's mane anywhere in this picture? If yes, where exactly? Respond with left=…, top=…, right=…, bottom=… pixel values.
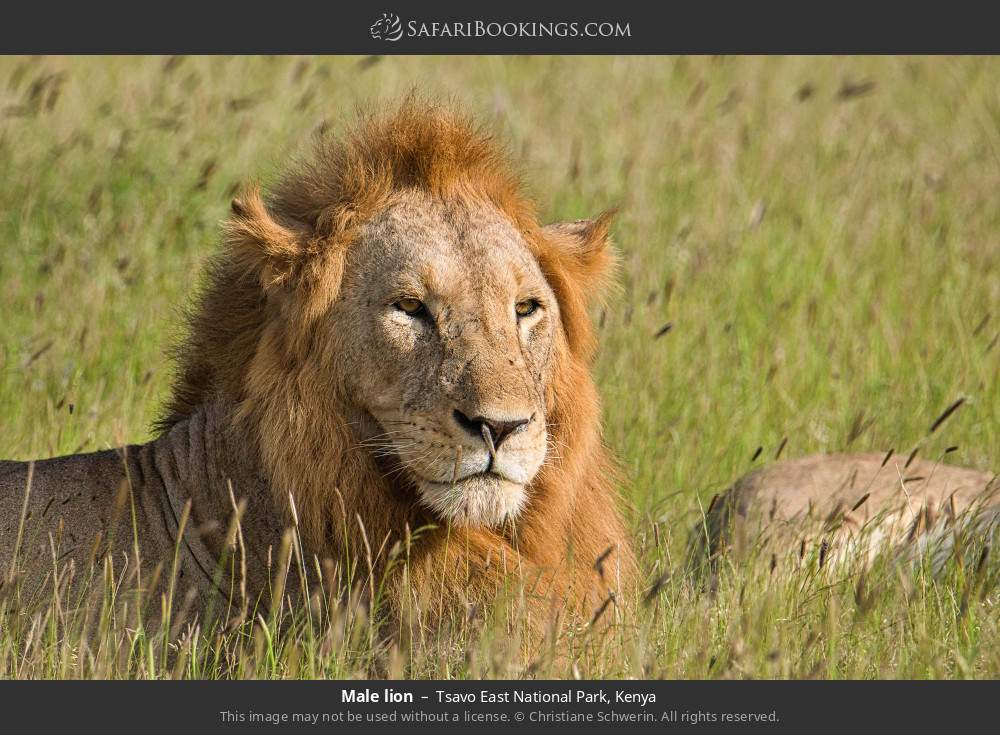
left=160, top=98, right=634, bottom=626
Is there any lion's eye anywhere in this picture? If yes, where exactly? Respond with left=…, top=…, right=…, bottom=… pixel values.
left=395, top=298, right=426, bottom=317
left=515, top=299, right=540, bottom=318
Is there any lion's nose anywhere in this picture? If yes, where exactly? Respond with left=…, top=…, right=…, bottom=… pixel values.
left=452, top=409, right=530, bottom=450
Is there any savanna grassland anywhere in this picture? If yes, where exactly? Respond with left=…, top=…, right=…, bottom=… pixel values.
left=0, top=56, right=998, bottom=679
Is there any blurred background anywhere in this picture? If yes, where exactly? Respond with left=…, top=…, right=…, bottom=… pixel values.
left=0, top=55, right=997, bottom=537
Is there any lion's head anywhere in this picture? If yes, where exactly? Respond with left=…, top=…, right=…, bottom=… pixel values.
left=162, top=99, right=624, bottom=582
left=336, top=190, right=559, bottom=525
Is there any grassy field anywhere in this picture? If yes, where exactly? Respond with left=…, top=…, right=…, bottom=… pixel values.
left=0, top=56, right=998, bottom=679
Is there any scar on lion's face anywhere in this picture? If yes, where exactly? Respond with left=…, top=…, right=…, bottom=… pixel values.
left=333, top=190, right=556, bottom=528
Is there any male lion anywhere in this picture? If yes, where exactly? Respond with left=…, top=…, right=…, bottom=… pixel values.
left=0, top=101, right=635, bottom=638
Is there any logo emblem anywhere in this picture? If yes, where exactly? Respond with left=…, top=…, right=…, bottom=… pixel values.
left=370, top=13, right=403, bottom=41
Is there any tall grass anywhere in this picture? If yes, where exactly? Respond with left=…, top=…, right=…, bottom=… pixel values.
left=0, top=56, right=997, bottom=678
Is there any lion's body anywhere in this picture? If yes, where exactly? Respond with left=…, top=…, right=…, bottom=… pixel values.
left=690, top=452, right=998, bottom=575
left=0, top=403, right=284, bottom=621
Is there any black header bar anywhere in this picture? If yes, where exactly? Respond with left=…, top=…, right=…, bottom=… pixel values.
left=2, top=1, right=999, bottom=54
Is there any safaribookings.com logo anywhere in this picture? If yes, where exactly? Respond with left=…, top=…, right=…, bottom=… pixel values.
left=370, top=13, right=404, bottom=41
left=370, top=13, right=631, bottom=41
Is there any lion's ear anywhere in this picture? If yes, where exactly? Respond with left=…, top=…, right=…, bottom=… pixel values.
left=536, top=210, right=618, bottom=359
left=226, top=186, right=313, bottom=294
left=540, top=210, right=618, bottom=303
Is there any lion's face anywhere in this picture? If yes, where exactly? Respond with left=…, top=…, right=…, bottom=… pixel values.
left=333, top=191, right=557, bottom=527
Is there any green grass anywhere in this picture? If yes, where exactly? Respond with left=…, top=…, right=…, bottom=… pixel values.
left=0, top=55, right=998, bottom=679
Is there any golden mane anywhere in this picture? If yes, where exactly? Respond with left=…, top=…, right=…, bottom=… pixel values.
left=160, top=98, right=634, bottom=626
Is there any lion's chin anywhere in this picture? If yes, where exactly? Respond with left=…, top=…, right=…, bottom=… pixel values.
left=415, top=474, right=526, bottom=528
